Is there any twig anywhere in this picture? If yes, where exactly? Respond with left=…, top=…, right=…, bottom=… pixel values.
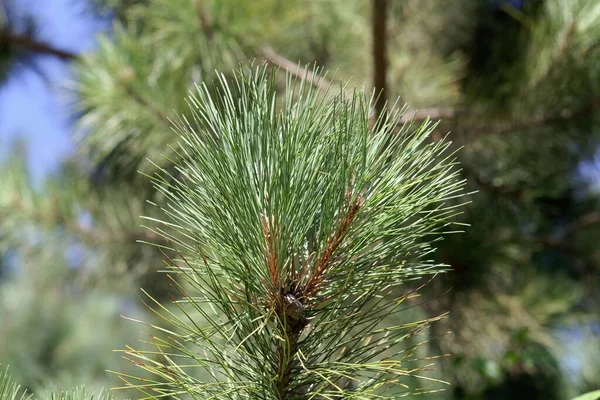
left=123, top=84, right=172, bottom=126
left=398, top=107, right=458, bottom=124
left=0, top=32, right=77, bottom=61
left=259, top=46, right=332, bottom=93
left=463, top=100, right=598, bottom=137
left=399, top=98, right=598, bottom=137
left=261, top=213, right=279, bottom=289
left=564, top=211, right=600, bottom=235
left=460, top=163, right=523, bottom=202
left=4, top=197, right=160, bottom=246
left=534, top=211, right=600, bottom=276
left=274, top=328, right=301, bottom=398
left=304, top=194, right=363, bottom=299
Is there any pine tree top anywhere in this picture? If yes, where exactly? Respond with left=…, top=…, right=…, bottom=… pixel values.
left=117, top=66, right=467, bottom=399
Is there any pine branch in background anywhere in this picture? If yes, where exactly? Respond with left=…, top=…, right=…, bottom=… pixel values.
left=0, top=32, right=77, bottom=61
left=7, top=0, right=595, bottom=142
left=116, top=66, right=466, bottom=398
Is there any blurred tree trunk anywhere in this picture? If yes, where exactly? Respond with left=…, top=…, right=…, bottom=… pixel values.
left=372, top=0, right=387, bottom=120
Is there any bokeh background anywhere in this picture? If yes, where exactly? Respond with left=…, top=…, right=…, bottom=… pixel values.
left=1, top=0, right=599, bottom=398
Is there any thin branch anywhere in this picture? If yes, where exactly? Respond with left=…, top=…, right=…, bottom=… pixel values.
left=463, top=100, right=599, bottom=137
left=123, top=84, right=172, bottom=126
left=564, top=211, right=600, bottom=235
left=257, top=46, right=597, bottom=139
left=275, top=327, right=301, bottom=399
left=261, top=213, right=279, bottom=289
left=304, top=194, right=363, bottom=299
left=399, top=107, right=459, bottom=124
left=400, top=98, right=598, bottom=137
left=0, top=32, right=77, bottom=61
left=1, top=31, right=171, bottom=127
left=3, top=197, right=159, bottom=246
left=460, top=164, right=524, bottom=202
left=259, top=46, right=332, bottom=93
left=196, top=4, right=333, bottom=93
left=194, top=2, right=214, bottom=41
left=5, top=197, right=102, bottom=244
left=534, top=211, right=600, bottom=277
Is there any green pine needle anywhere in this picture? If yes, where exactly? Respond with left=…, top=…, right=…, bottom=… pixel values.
left=0, top=366, right=31, bottom=400
left=0, top=367, right=112, bottom=400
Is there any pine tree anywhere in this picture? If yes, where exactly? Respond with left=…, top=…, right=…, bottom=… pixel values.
left=0, top=0, right=599, bottom=398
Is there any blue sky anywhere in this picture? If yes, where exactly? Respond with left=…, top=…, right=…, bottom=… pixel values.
left=0, top=0, right=107, bottom=179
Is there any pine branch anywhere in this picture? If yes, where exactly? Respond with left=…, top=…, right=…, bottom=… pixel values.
left=459, top=164, right=524, bottom=202
left=3, top=197, right=101, bottom=244
left=274, top=320, right=302, bottom=398
left=537, top=211, right=600, bottom=251
left=257, top=47, right=598, bottom=138
left=0, top=31, right=77, bottom=61
left=2, top=196, right=160, bottom=246
left=122, top=83, right=171, bottom=126
left=119, top=67, right=465, bottom=398
left=4, top=13, right=596, bottom=141
left=193, top=1, right=214, bottom=41
left=1, top=31, right=169, bottom=128
left=195, top=2, right=336, bottom=95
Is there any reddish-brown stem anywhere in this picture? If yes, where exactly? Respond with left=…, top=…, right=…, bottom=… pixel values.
left=304, top=196, right=363, bottom=299
left=262, top=214, right=279, bottom=289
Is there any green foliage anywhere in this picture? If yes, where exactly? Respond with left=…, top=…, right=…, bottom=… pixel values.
left=75, top=24, right=187, bottom=181
left=44, top=386, right=113, bottom=400
left=0, top=153, right=155, bottom=395
left=116, top=67, right=466, bottom=398
left=0, top=367, right=113, bottom=400
left=75, top=0, right=307, bottom=182
left=522, top=0, right=600, bottom=105
left=572, top=391, right=600, bottom=400
left=0, top=246, right=144, bottom=393
left=0, top=367, right=31, bottom=400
